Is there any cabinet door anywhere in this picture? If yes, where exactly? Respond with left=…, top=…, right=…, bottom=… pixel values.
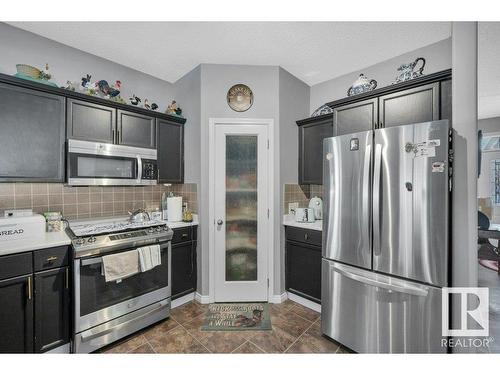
left=285, top=240, right=322, bottom=303
left=379, top=82, right=439, bottom=128
left=0, top=83, right=65, bottom=182
left=171, top=241, right=197, bottom=299
left=0, top=275, right=34, bottom=353
left=34, top=267, right=70, bottom=353
left=299, top=118, right=333, bottom=185
left=117, top=110, right=156, bottom=148
left=67, top=99, right=116, bottom=143
left=333, top=98, right=378, bottom=136
left=157, top=119, right=184, bottom=183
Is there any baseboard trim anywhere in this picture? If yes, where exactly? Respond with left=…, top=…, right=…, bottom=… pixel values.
left=195, top=292, right=211, bottom=304
left=287, top=292, right=321, bottom=313
left=171, top=292, right=195, bottom=309
left=268, top=292, right=287, bottom=303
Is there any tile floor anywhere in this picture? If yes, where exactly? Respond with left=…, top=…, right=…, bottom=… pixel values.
left=100, top=299, right=349, bottom=354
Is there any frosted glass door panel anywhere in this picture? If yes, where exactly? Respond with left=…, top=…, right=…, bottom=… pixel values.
left=225, top=135, right=258, bottom=281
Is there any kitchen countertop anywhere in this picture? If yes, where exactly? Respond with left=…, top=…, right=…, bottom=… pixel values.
left=0, top=230, right=72, bottom=256
left=283, top=214, right=322, bottom=231
left=0, top=214, right=199, bottom=257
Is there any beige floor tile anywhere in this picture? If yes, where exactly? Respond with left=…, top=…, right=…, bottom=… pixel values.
left=231, top=341, right=265, bottom=353
left=170, top=301, right=207, bottom=324
left=147, top=326, right=208, bottom=354
left=129, top=342, right=156, bottom=354
left=286, top=322, right=340, bottom=354
left=143, top=317, right=180, bottom=342
left=289, top=304, right=321, bottom=322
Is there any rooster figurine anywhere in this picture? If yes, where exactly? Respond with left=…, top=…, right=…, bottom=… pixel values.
left=151, top=103, right=158, bottom=111
left=143, top=99, right=151, bottom=110
left=95, top=80, right=121, bottom=98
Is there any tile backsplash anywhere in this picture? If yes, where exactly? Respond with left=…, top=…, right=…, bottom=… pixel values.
left=0, top=183, right=197, bottom=220
left=283, top=184, right=323, bottom=213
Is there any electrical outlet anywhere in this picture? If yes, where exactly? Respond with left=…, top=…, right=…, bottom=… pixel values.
left=288, top=202, right=299, bottom=215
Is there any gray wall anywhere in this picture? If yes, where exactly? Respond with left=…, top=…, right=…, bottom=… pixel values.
left=0, top=23, right=175, bottom=106
left=278, top=67, right=310, bottom=293
left=198, top=64, right=280, bottom=296
left=309, top=38, right=452, bottom=114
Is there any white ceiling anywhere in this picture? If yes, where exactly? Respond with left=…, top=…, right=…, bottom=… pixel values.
left=8, top=22, right=451, bottom=86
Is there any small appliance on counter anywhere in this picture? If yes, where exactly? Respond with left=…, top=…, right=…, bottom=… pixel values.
left=167, top=196, right=183, bottom=222
left=308, top=196, right=323, bottom=220
left=295, top=208, right=315, bottom=223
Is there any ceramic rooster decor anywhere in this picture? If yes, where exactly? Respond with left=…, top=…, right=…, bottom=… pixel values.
left=129, top=94, right=141, bottom=106
left=81, top=74, right=92, bottom=89
left=144, top=99, right=151, bottom=110
left=96, top=80, right=121, bottom=98
left=151, top=103, right=158, bottom=111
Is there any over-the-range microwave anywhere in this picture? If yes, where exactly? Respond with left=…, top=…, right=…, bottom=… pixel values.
left=67, top=139, right=158, bottom=186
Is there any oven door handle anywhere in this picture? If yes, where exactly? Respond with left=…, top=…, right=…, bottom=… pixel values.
left=80, top=299, right=170, bottom=343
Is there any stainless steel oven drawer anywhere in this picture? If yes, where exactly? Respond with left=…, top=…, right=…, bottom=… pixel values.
left=321, top=259, right=446, bottom=353
left=73, top=298, right=170, bottom=353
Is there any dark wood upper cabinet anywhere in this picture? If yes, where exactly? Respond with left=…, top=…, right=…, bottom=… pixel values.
left=67, top=99, right=116, bottom=144
left=0, top=83, right=65, bottom=182
left=440, top=79, right=452, bottom=123
left=117, top=110, right=156, bottom=148
left=379, top=82, right=439, bottom=128
left=333, top=98, right=378, bottom=135
left=297, top=114, right=333, bottom=185
left=157, top=118, right=184, bottom=184
left=34, top=267, right=70, bottom=353
left=0, top=275, right=34, bottom=353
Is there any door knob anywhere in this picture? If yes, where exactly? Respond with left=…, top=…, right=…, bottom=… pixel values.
left=217, top=219, right=223, bottom=225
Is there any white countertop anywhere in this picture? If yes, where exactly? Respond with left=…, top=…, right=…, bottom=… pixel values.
left=283, top=214, right=323, bottom=231
left=0, top=214, right=199, bottom=257
left=0, top=230, right=72, bottom=256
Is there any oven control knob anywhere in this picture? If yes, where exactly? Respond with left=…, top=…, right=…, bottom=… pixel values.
left=88, top=236, right=97, bottom=243
left=156, top=227, right=162, bottom=232
left=148, top=227, right=154, bottom=233
left=74, top=238, right=85, bottom=245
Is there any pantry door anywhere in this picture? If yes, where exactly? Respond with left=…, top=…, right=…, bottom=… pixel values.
left=213, top=123, right=269, bottom=302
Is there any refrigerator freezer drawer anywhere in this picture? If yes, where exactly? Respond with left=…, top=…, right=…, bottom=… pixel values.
left=321, top=259, right=446, bottom=353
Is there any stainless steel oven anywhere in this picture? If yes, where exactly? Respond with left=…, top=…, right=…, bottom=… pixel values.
left=73, top=240, right=171, bottom=353
left=67, top=139, right=157, bottom=186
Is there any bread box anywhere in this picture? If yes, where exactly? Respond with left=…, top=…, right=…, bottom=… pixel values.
left=0, top=214, right=45, bottom=242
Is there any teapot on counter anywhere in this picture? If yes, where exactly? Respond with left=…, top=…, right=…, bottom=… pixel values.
left=347, top=74, right=378, bottom=97
left=393, top=57, right=426, bottom=84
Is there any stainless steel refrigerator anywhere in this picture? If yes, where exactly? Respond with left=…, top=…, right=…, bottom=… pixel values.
left=321, top=120, right=451, bottom=353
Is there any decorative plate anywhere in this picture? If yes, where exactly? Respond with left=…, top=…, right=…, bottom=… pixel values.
left=311, top=104, right=333, bottom=117
left=227, top=84, right=253, bottom=112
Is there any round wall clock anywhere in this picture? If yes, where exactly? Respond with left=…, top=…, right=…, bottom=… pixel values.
left=227, top=84, right=253, bottom=112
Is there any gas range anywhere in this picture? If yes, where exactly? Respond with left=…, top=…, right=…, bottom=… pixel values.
left=66, top=216, right=173, bottom=258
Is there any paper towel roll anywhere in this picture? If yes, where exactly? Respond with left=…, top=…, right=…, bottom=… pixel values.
left=167, top=197, right=183, bottom=222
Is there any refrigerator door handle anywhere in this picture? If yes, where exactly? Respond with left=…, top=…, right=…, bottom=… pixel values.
left=362, top=144, right=372, bottom=249
left=332, top=263, right=429, bottom=297
left=372, top=143, right=382, bottom=256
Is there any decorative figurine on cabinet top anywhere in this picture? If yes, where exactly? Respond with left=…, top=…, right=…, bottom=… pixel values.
left=311, top=104, right=333, bottom=117
left=129, top=94, right=141, bottom=106
left=143, top=99, right=151, bottom=110
left=14, top=63, right=57, bottom=87
left=95, top=80, right=121, bottom=98
left=81, top=74, right=96, bottom=95
left=166, top=100, right=183, bottom=116
left=393, top=57, right=426, bottom=84
left=347, top=74, right=378, bottom=96
left=151, top=103, right=158, bottom=111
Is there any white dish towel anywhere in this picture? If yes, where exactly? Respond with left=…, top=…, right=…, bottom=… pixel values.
left=102, top=249, right=140, bottom=283
left=138, top=244, right=161, bottom=272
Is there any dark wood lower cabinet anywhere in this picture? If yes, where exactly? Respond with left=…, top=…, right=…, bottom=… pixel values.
left=34, top=267, right=70, bottom=353
left=171, top=226, right=198, bottom=300
left=0, top=274, right=34, bottom=353
left=285, top=227, right=322, bottom=304
left=0, top=246, right=70, bottom=353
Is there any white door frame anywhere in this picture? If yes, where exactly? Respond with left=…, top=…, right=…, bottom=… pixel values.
left=208, top=118, right=274, bottom=303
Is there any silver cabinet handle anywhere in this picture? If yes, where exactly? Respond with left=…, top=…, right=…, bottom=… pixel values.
left=26, top=276, right=32, bottom=300
left=372, top=143, right=382, bottom=256
left=217, top=219, right=223, bottom=225
left=362, top=143, right=372, bottom=250
left=333, top=264, right=428, bottom=297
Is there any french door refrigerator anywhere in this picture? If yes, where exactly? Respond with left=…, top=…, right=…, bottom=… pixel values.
left=321, top=120, right=451, bottom=353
